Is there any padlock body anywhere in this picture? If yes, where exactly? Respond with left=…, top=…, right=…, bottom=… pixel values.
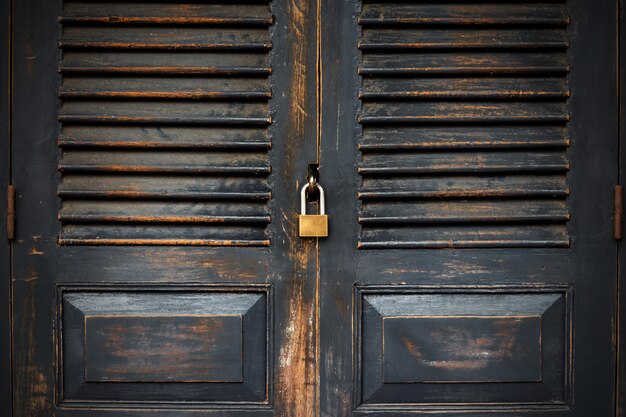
left=299, top=214, right=328, bottom=237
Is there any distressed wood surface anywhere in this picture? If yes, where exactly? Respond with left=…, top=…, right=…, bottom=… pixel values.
left=359, top=3, right=569, bottom=26
left=0, top=0, right=10, bottom=413
left=361, top=77, right=569, bottom=100
left=359, top=289, right=568, bottom=405
left=382, top=315, right=542, bottom=383
left=61, top=3, right=273, bottom=25
left=60, top=51, right=271, bottom=75
left=360, top=28, right=569, bottom=50
left=357, top=1, right=570, bottom=249
left=83, top=315, right=244, bottom=382
left=359, top=151, right=569, bottom=174
left=360, top=52, right=569, bottom=75
left=360, top=126, right=568, bottom=150
left=60, top=27, right=271, bottom=50
left=8, top=1, right=621, bottom=417
left=360, top=200, right=569, bottom=224
left=60, top=289, right=267, bottom=402
left=320, top=0, right=618, bottom=416
left=13, top=0, right=320, bottom=415
left=58, top=1, right=274, bottom=247
left=59, top=126, right=271, bottom=149
left=59, top=77, right=271, bottom=99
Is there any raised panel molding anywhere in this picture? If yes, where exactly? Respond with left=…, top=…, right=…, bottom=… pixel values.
left=355, top=286, right=572, bottom=410
left=58, top=286, right=270, bottom=407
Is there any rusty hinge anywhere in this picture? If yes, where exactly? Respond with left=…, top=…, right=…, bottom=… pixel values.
left=615, top=185, right=623, bottom=240
left=6, top=184, right=14, bottom=241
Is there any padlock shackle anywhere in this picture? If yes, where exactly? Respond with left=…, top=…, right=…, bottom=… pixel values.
left=300, top=183, right=325, bottom=215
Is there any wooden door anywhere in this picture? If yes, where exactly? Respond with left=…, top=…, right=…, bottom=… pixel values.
left=318, top=1, right=619, bottom=416
left=12, top=1, right=321, bottom=416
left=7, top=1, right=620, bottom=417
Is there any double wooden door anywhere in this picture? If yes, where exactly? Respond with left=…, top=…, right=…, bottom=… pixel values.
left=7, top=0, right=619, bottom=416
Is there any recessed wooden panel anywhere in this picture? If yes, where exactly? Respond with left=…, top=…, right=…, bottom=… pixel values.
left=84, top=315, right=243, bottom=383
left=60, top=288, right=268, bottom=404
left=357, top=288, right=570, bottom=407
left=383, top=316, right=541, bottom=383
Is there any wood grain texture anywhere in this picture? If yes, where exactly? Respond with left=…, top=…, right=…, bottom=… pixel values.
left=84, top=315, right=244, bottom=382
left=0, top=0, right=11, bottom=413
left=359, top=3, right=569, bottom=26
left=61, top=289, right=268, bottom=403
left=60, top=26, right=271, bottom=50
left=358, top=289, right=569, bottom=405
left=382, top=316, right=542, bottom=383
left=61, top=2, right=273, bottom=25
left=360, top=52, right=569, bottom=75
left=360, top=28, right=569, bottom=50
left=59, top=126, right=271, bottom=149
left=360, top=126, right=568, bottom=150
left=61, top=51, right=271, bottom=75
left=357, top=1, right=570, bottom=249
left=58, top=2, right=273, bottom=246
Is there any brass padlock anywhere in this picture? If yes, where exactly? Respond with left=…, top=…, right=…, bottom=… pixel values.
left=299, top=183, right=328, bottom=237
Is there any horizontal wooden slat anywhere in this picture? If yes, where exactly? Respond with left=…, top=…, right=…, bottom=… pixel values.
left=60, top=201, right=269, bottom=224
left=360, top=52, right=568, bottom=75
left=59, top=150, right=269, bottom=174
left=359, top=4, right=569, bottom=26
left=59, top=175, right=271, bottom=200
left=360, top=200, right=569, bottom=224
left=59, top=77, right=270, bottom=100
left=57, top=3, right=274, bottom=247
left=61, top=51, right=271, bottom=75
left=60, top=224, right=269, bottom=246
left=61, top=3, right=272, bottom=25
left=360, top=101, right=568, bottom=124
left=59, top=101, right=270, bottom=125
left=61, top=26, right=271, bottom=50
left=357, top=2, right=571, bottom=250
left=360, top=175, right=568, bottom=199
left=359, top=151, right=568, bottom=175
left=359, top=225, right=570, bottom=248
left=360, top=126, right=568, bottom=150
left=59, top=126, right=270, bottom=149
left=361, top=77, right=569, bottom=100
left=360, top=28, right=568, bottom=50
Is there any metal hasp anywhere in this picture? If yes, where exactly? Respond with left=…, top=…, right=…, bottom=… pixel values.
left=299, top=183, right=328, bottom=238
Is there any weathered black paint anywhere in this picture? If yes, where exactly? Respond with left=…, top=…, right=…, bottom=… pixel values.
left=321, top=0, right=618, bottom=416
left=9, top=0, right=319, bottom=416
left=2, top=1, right=624, bottom=417
left=0, top=0, right=12, bottom=415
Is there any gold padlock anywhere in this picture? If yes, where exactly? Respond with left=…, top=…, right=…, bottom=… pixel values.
left=299, top=183, right=328, bottom=237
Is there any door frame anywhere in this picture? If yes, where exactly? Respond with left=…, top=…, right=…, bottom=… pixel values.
left=0, top=1, right=626, bottom=416
left=0, top=0, right=12, bottom=415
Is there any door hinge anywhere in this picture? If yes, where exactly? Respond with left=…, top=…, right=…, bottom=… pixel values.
left=6, top=184, right=14, bottom=241
left=615, top=185, right=623, bottom=240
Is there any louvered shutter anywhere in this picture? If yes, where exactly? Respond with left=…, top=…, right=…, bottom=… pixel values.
left=58, top=2, right=273, bottom=246
left=358, top=2, right=570, bottom=248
